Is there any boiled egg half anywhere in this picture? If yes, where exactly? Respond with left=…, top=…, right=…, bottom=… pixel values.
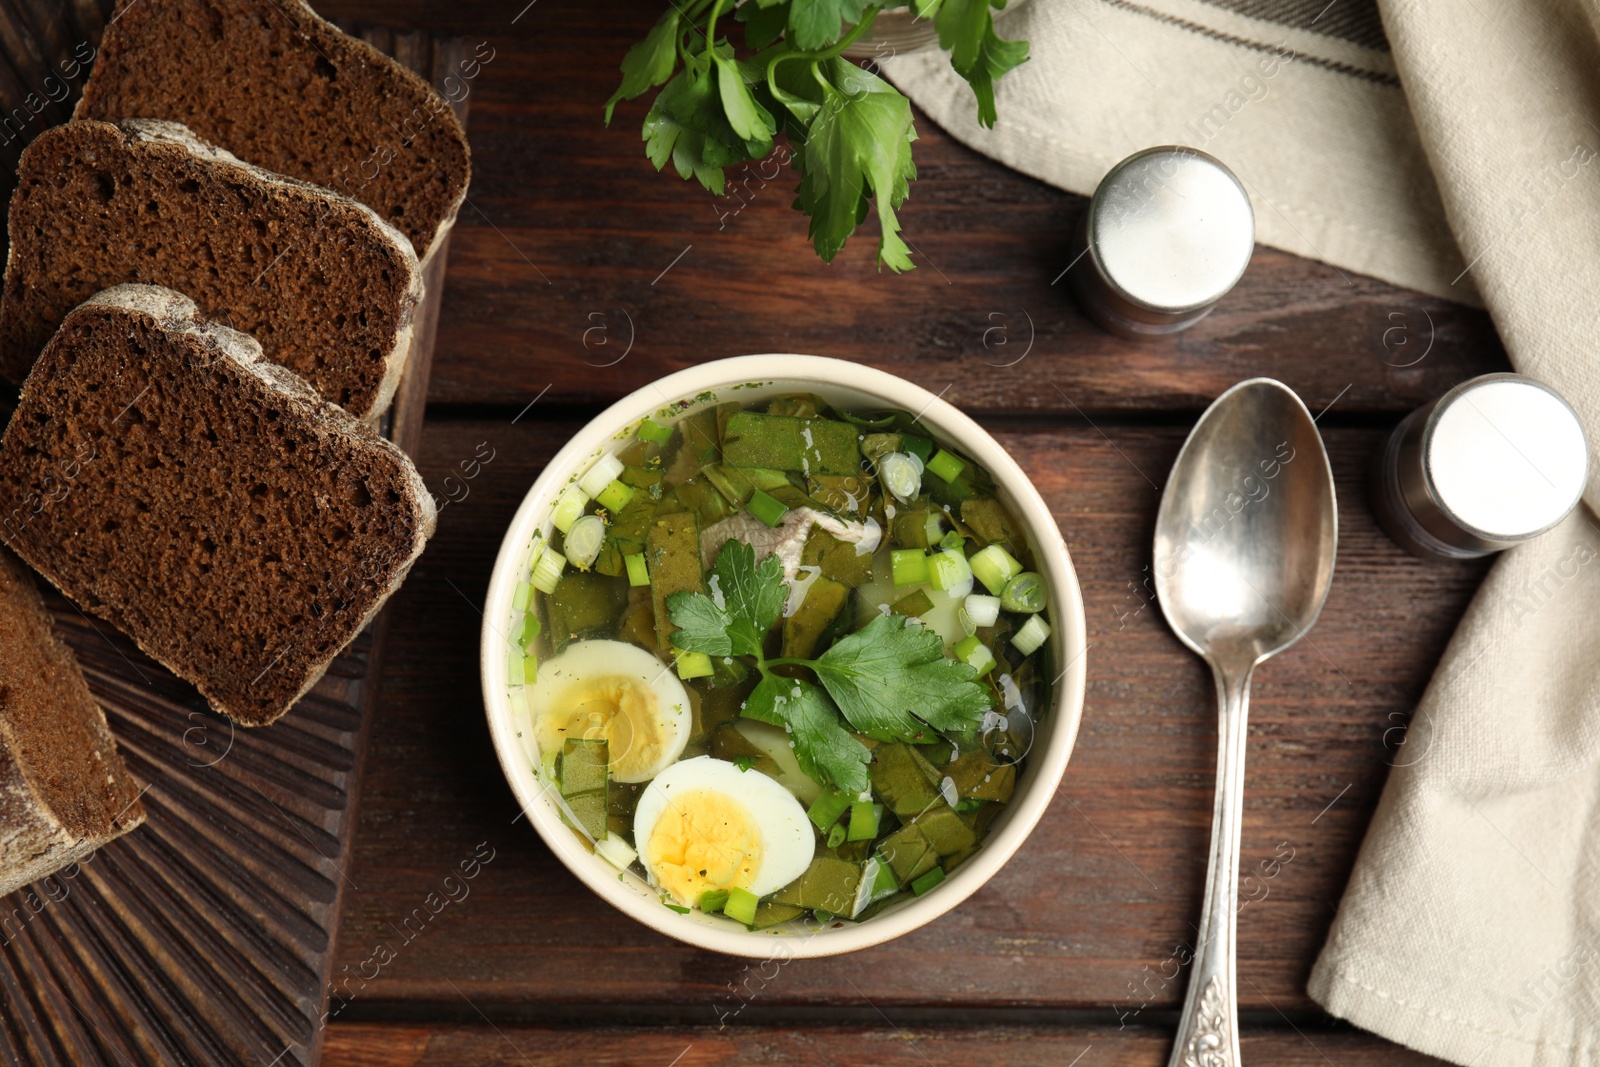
left=634, top=756, right=815, bottom=907
left=530, top=639, right=691, bottom=783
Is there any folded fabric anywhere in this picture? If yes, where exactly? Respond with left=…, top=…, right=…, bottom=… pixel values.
left=879, top=0, right=1476, bottom=302
left=1308, top=1, right=1600, bottom=1064
left=1311, top=509, right=1600, bottom=1067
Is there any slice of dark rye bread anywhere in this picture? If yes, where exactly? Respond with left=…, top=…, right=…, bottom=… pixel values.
left=0, top=119, right=421, bottom=420
left=76, top=0, right=471, bottom=263
left=0, top=547, right=145, bottom=897
left=0, top=285, right=437, bottom=727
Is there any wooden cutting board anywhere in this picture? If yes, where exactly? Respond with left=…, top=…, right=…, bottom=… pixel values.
left=0, top=6, right=467, bottom=1065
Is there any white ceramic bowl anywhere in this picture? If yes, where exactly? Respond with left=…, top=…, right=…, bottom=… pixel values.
left=480, top=355, right=1087, bottom=958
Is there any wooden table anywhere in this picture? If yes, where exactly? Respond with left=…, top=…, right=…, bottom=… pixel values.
left=315, top=2, right=1503, bottom=1063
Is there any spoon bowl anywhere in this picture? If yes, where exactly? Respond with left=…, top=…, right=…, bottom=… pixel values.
left=1155, top=379, right=1337, bottom=665
left=1154, top=378, right=1337, bottom=1067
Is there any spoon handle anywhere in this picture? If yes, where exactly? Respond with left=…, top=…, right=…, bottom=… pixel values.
left=1165, top=662, right=1253, bottom=1067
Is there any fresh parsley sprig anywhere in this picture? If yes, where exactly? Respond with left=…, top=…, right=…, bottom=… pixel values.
left=667, top=539, right=991, bottom=793
left=605, top=0, right=1029, bottom=271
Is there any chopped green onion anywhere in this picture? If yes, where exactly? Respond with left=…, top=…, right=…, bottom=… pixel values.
left=826, top=823, right=847, bottom=848
left=864, top=856, right=900, bottom=907
left=807, top=788, right=852, bottom=829
left=1000, top=572, right=1046, bottom=614
left=507, top=647, right=526, bottom=686
left=746, top=488, right=788, bottom=528
left=699, top=888, right=730, bottom=913
left=637, top=417, right=674, bottom=445
left=596, top=479, right=635, bottom=513
left=521, top=612, right=543, bottom=652
left=926, top=449, right=965, bottom=483
left=847, top=801, right=884, bottom=841
left=724, top=886, right=759, bottom=925
left=901, top=434, right=934, bottom=463
left=531, top=549, right=566, bottom=594
left=969, top=544, right=1022, bottom=594
left=511, top=579, right=532, bottom=614
left=911, top=867, right=946, bottom=895
left=508, top=613, right=527, bottom=647
left=923, top=511, right=944, bottom=545
left=958, top=605, right=976, bottom=637
left=890, top=549, right=930, bottom=588
left=564, top=514, right=605, bottom=570
left=953, top=635, right=996, bottom=676
left=939, top=530, right=965, bottom=554
left=663, top=901, right=691, bottom=914
left=578, top=453, right=625, bottom=497
left=813, top=909, right=835, bottom=924
left=595, top=834, right=637, bottom=870
left=1012, top=613, right=1052, bottom=656
left=928, top=548, right=973, bottom=595
left=890, top=589, right=934, bottom=617
left=675, top=650, right=714, bottom=679
left=964, top=594, right=1001, bottom=628
left=624, top=551, right=650, bottom=587
left=551, top=485, right=589, bottom=533
left=523, top=653, right=538, bottom=685
left=879, top=451, right=923, bottom=502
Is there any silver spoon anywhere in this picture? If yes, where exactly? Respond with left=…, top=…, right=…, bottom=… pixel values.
left=1154, top=378, right=1337, bottom=1067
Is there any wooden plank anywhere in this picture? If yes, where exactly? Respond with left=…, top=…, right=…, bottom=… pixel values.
left=322, top=0, right=1509, bottom=417
left=336, top=415, right=1487, bottom=1017
left=322, top=1023, right=1454, bottom=1066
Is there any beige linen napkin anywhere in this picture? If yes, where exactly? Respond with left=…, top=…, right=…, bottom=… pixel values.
left=878, top=0, right=1477, bottom=302
left=886, top=3, right=1600, bottom=1065
left=1306, top=2, right=1600, bottom=1065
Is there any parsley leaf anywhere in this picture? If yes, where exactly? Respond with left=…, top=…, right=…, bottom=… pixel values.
left=643, top=68, right=728, bottom=194
left=787, top=0, right=873, bottom=50
left=793, top=60, right=917, bottom=271
left=605, top=9, right=682, bottom=125
left=739, top=1, right=791, bottom=49
left=744, top=674, right=872, bottom=794
left=667, top=538, right=786, bottom=657
left=813, top=613, right=991, bottom=738
left=711, top=538, right=787, bottom=640
left=934, top=0, right=1030, bottom=128
left=664, top=588, right=739, bottom=655
left=609, top=2, right=1027, bottom=269
left=714, top=53, right=775, bottom=145
left=668, top=537, right=995, bottom=793
left=644, top=55, right=776, bottom=195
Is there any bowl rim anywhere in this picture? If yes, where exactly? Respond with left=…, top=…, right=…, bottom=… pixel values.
left=479, top=354, right=1088, bottom=958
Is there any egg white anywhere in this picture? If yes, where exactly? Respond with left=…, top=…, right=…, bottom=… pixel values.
left=634, top=756, right=816, bottom=903
left=529, top=639, right=692, bottom=783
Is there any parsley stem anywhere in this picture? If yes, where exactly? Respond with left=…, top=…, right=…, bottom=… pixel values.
left=703, top=0, right=732, bottom=57
left=763, top=656, right=816, bottom=671
left=826, top=9, right=880, bottom=60
left=677, top=0, right=716, bottom=56
left=765, top=7, right=881, bottom=104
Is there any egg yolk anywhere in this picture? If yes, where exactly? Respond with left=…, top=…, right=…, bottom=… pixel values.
left=535, top=675, right=679, bottom=782
left=646, top=789, right=763, bottom=906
